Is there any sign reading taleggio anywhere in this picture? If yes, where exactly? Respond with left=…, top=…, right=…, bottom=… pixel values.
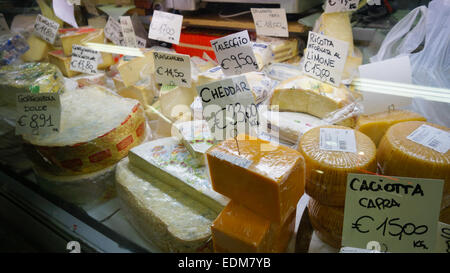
left=70, top=45, right=101, bottom=74
left=324, top=0, right=360, bottom=13
left=211, top=31, right=258, bottom=76
left=153, top=51, right=191, bottom=87
left=105, top=16, right=124, bottom=46
left=148, top=10, right=183, bottom=45
left=119, top=16, right=137, bottom=48
left=33, top=14, right=60, bottom=44
left=16, top=93, right=61, bottom=136
left=197, top=76, right=259, bottom=141
left=251, top=8, right=289, bottom=38
left=342, top=174, right=444, bottom=253
left=303, top=31, right=349, bottom=87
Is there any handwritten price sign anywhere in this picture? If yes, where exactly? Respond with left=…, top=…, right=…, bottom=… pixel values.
left=148, top=10, right=183, bottom=45
left=342, top=174, right=444, bottom=253
left=211, top=31, right=258, bottom=76
left=324, top=0, right=360, bottom=13
left=251, top=8, right=289, bottom=37
left=16, top=93, right=61, bottom=136
left=33, top=14, right=59, bottom=44
left=70, top=45, right=100, bottom=74
left=197, top=76, right=259, bottom=141
left=153, top=51, right=191, bottom=87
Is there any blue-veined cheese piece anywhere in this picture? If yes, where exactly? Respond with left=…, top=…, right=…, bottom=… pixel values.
left=128, top=137, right=229, bottom=214
left=115, top=158, right=217, bottom=252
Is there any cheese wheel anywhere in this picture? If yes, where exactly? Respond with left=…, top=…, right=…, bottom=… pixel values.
left=356, top=110, right=426, bottom=147
left=377, top=121, right=450, bottom=201
left=308, top=197, right=344, bottom=249
left=298, top=125, right=377, bottom=206
left=23, top=86, right=147, bottom=176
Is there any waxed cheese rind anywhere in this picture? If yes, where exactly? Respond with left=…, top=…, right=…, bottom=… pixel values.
left=116, top=158, right=216, bottom=253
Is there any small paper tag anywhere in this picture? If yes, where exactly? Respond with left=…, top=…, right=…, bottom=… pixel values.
left=304, top=31, right=349, bottom=87
left=70, top=45, right=100, bottom=74
left=210, top=150, right=253, bottom=169
left=119, top=16, right=137, bottom=48
left=324, top=0, right=360, bottom=13
left=406, top=124, right=450, bottom=154
left=319, top=128, right=357, bottom=153
left=210, top=30, right=259, bottom=76
left=148, top=10, right=183, bottom=45
left=153, top=51, right=191, bottom=87
left=105, top=16, right=124, bottom=46
left=16, top=93, right=61, bottom=136
left=251, top=8, right=289, bottom=37
left=0, top=13, right=9, bottom=34
left=33, top=14, right=60, bottom=44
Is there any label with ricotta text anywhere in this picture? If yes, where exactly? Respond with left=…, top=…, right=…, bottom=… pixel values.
left=148, top=10, right=183, bottom=45
left=406, top=124, right=450, bottom=154
left=342, top=173, right=444, bottom=253
left=251, top=8, right=288, bottom=37
left=319, top=128, right=356, bottom=153
left=16, top=93, right=61, bottom=136
left=153, top=51, right=191, bottom=87
left=34, top=14, right=59, bottom=44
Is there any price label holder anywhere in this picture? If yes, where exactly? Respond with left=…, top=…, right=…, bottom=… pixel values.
left=303, top=31, right=349, bottom=87
left=435, top=222, right=450, bottom=253
left=251, top=8, right=289, bottom=38
left=153, top=51, right=191, bottom=87
left=148, top=10, right=183, bottom=45
left=70, top=45, right=101, bottom=74
left=119, top=16, right=137, bottom=48
left=33, top=14, right=60, bottom=44
left=196, top=76, right=259, bottom=141
left=105, top=16, right=124, bottom=46
left=324, top=0, right=360, bottom=13
left=211, top=30, right=258, bottom=76
left=342, top=173, right=444, bottom=253
left=406, top=124, right=450, bottom=154
left=16, top=93, right=61, bottom=136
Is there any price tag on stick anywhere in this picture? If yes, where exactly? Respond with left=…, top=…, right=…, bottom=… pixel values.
left=251, top=8, right=289, bottom=37
left=33, top=14, right=60, bottom=44
left=211, top=30, right=258, bottom=76
left=70, top=45, right=101, bottom=74
left=342, top=174, right=444, bottom=253
left=153, top=51, right=191, bottom=87
left=16, top=93, right=61, bottom=136
left=148, top=10, right=183, bottom=45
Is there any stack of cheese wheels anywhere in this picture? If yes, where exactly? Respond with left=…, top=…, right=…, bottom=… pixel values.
left=22, top=85, right=147, bottom=205
left=377, top=121, right=450, bottom=224
left=298, top=125, right=377, bottom=248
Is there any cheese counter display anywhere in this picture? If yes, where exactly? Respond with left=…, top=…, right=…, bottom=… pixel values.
left=0, top=0, right=448, bottom=255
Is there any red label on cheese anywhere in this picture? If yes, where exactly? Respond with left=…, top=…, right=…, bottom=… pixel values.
left=89, top=149, right=112, bottom=163
left=132, top=103, right=140, bottom=113
left=116, top=135, right=134, bottom=152
left=61, top=158, right=83, bottom=170
left=136, top=122, right=145, bottom=137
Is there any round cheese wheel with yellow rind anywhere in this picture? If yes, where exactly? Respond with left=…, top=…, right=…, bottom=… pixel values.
left=377, top=121, right=450, bottom=204
left=298, top=125, right=377, bottom=206
left=308, top=197, right=344, bottom=249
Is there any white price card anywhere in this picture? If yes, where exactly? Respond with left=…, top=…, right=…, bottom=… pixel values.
left=16, top=93, right=61, bottom=136
left=251, top=8, right=289, bottom=38
left=324, top=0, right=360, bottom=13
left=120, top=16, right=137, bottom=48
left=70, top=45, right=101, bottom=74
left=319, top=128, right=357, bottom=153
left=148, top=10, right=183, bottom=45
left=196, top=76, right=259, bottom=141
left=33, top=14, right=60, bottom=44
left=406, top=124, right=450, bottom=154
left=211, top=30, right=258, bottom=76
left=304, top=31, right=349, bottom=87
left=0, top=13, right=9, bottom=34
left=105, top=16, right=124, bottom=46
left=153, top=51, right=191, bottom=87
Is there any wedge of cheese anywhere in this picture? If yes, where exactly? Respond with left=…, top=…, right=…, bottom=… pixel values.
left=308, top=197, right=344, bottom=249
left=159, top=85, right=197, bottom=121
left=377, top=121, right=450, bottom=200
left=22, top=34, right=49, bottom=62
left=298, top=125, right=377, bottom=206
left=270, top=75, right=359, bottom=127
left=59, top=27, right=102, bottom=56
left=116, top=158, right=217, bottom=252
left=128, top=137, right=229, bottom=214
left=195, top=66, right=224, bottom=87
left=356, top=110, right=426, bottom=147
left=117, top=49, right=155, bottom=87
left=145, top=100, right=161, bottom=121
left=48, top=49, right=81, bottom=77
left=22, top=86, right=146, bottom=176
left=256, top=36, right=298, bottom=63
left=206, top=134, right=305, bottom=223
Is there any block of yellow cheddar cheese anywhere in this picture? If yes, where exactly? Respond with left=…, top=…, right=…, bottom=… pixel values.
left=298, top=125, right=377, bottom=206
left=271, top=207, right=296, bottom=253
left=377, top=121, right=450, bottom=201
left=48, top=49, right=81, bottom=78
left=22, top=34, right=49, bottom=62
left=206, top=134, right=305, bottom=223
left=356, top=109, right=426, bottom=147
